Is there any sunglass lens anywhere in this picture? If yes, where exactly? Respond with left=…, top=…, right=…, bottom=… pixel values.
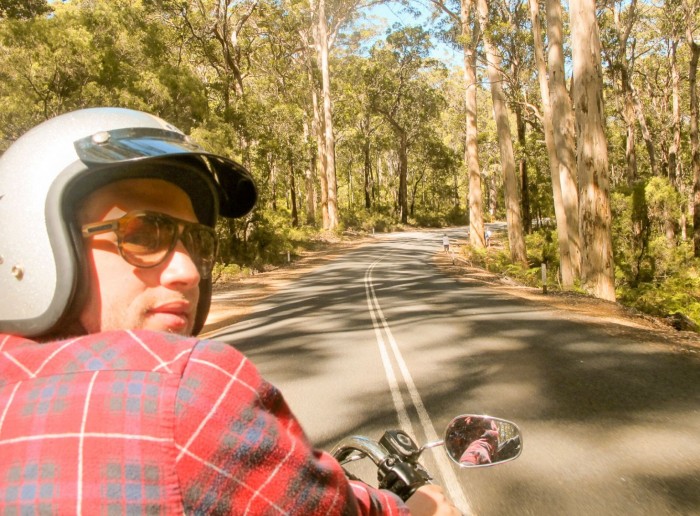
left=183, top=227, right=217, bottom=278
left=121, top=214, right=175, bottom=267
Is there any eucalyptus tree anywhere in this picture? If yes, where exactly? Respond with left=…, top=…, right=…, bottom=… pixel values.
left=251, top=3, right=320, bottom=225
left=419, top=0, right=487, bottom=247
left=365, top=26, right=447, bottom=223
left=462, top=0, right=487, bottom=246
left=476, top=0, right=528, bottom=265
left=298, top=0, right=375, bottom=229
left=0, top=9, right=95, bottom=140
left=0, top=0, right=208, bottom=144
left=0, top=0, right=52, bottom=20
left=545, top=0, right=582, bottom=281
left=144, top=0, right=280, bottom=171
left=253, top=102, right=309, bottom=226
left=600, top=0, right=660, bottom=181
left=408, top=133, right=461, bottom=218
left=310, top=0, right=339, bottom=228
left=491, top=0, right=536, bottom=235
left=571, top=0, right=616, bottom=300
left=684, top=0, right=700, bottom=256
left=152, top=0, right=260, bottom=101
left=527, top=0, right=578, bottom=286
left=607, top=2, right=684, bottom=243
left=659, top=0, right=684, bottom=187
left=333, top=54, right=385, bottom=211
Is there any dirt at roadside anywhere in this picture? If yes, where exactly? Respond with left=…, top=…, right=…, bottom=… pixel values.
left=202, top=236, right=700, bottom=355
left=434, top=250, right=700, bottom=355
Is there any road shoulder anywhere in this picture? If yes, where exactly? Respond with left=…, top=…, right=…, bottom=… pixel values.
left=433, top=251, right=700, bottom=355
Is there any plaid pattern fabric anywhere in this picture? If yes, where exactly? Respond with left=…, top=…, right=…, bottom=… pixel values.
left=0, top=331, right=406, bottom=515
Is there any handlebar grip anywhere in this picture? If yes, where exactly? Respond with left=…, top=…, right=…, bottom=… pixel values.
left=378, top=458, right=432, bottom=501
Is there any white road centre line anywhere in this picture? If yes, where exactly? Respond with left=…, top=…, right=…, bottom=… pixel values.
left=364, top=261, right=413, bottom=433
left=364, top=258, right=472, bottom=514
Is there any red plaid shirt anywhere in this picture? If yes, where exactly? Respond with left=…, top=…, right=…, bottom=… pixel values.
left=0, top=330, right=407, bottom=515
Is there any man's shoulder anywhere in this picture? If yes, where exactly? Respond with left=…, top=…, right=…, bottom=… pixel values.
left=0, top=330, right=243, bottom=384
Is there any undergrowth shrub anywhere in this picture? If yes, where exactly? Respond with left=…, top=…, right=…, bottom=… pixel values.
left=341, top=210, right=400, bottom=233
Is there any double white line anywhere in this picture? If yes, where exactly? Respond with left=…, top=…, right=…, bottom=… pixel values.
left=364, top=258, right=471, bottom=513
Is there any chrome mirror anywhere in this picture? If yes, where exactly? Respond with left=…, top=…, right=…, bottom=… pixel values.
left=444, top=415, right=522, bottom=467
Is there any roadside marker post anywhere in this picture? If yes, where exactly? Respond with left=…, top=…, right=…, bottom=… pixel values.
left=542, top=263, right=547, bottom=294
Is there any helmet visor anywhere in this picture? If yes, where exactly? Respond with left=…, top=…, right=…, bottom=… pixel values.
left=75, top=127, right=202, bottom=163
left=74, top=127, right=257, bottom=219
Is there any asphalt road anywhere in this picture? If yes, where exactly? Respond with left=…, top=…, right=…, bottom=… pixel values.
left=208, top=229, right=700, bottom=515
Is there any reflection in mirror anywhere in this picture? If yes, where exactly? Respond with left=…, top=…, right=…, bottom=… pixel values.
left=444, top=415, right=522, bottom=468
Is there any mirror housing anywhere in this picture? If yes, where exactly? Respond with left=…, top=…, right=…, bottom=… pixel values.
left=444, top=415, right=522, bottom=467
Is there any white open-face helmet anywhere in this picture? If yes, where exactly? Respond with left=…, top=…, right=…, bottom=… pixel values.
left=0, top=107, right=257, bottom=338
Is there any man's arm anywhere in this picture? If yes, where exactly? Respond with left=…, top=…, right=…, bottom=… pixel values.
left=174, top=339, right=408, bottom=515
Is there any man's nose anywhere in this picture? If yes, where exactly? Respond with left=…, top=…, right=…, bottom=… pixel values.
left=160, top=240, right=201, bottom=289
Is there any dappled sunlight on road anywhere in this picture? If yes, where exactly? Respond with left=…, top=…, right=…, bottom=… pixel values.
left=207, top=230, right=700, bottom=514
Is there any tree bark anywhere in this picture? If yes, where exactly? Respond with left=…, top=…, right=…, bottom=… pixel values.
left=529, top=0, right=575, bottom=286
left=688, top=37, right=700, bottom=255
left=515, top=107, right=531, bottom=234
left=477, top=0, right=527, bottom=266
left=316, top=0, right=339, bottom=229
left=303, top=117, right=317, bottom=225
left=546, top=0, right=581, bottom=280
left=462, top=0, right=486, bottom=248
left=363, top=136, right=372, bottom=210
left=289, top=154, right=299, bottom=227
left=631, top=84, right=657, bottom=176
left=669, top=39, right=681, bottom=186
left=398, top=130, right=409, bottom=223
left=611, top=0, right=656, bottom=178
left=571, top=0, right=616, bottom=301
left=622, top=80, right=638, bottom=182
left=311, top=78, right=329, bottom=228
left=269, top=157, right=277, bottom=211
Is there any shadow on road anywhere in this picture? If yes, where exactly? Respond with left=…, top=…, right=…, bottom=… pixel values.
left=210, top=238, right=700, bottom=514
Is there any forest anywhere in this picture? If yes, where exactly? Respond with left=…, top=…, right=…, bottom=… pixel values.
left=1, top=0, right=699, bottom=328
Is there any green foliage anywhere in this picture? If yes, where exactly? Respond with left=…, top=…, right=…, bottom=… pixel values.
left=411, top=212, right=443, bottom=227
left=212, top=262, right=255, bottom=284
left=524, top=229, right=559, bottom=268
left=445, top=205, right=468, bottom=226
left=462, top=243, right=512, bottom=276
left=340, top=209, right=400, bottom=233
left=0, top=0, right=52, bottom=20
left=1, top=0, right=699, bottom=332
left=242, top=210, right=297, bottom=269
left=617, top=263, right=700, bottom=326
left=217, top=209, right=341, bottom=272
left=645, top=177, right=683, bottom=236
left=611, top=182, right=651, bottom=287
left=611, top=177, right=686, bottom=288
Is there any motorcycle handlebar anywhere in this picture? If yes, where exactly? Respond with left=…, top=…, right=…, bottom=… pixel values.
left=331, top=434, right=432, bottom=501
left=331, top=435, right=391, bottom=465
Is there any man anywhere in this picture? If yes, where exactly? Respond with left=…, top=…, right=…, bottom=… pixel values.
left=0, top=108, right=457, bottom=514
left=457, top=418, right=499, bottom=466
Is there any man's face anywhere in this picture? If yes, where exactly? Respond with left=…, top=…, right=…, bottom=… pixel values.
left=77, top=178, right=202, bottom=335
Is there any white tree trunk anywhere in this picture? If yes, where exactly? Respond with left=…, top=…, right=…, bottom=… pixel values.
left=477, top=0, right=527, bottom=265
left=302, top=118, right=317, bottom=224
left=310, top=62, right=329, bottom=228
left=462, top=0, right=485, bottom=248
left=317, top=0, right=339, bottom=229
left=546, top=0, right=581, bottom=281
left=529, top=0, right=573, bottom=286
left=571, top=0, right=616, bottom=300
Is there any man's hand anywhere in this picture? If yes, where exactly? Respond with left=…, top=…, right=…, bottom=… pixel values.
left=405, top=484, right=461, bottom=515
